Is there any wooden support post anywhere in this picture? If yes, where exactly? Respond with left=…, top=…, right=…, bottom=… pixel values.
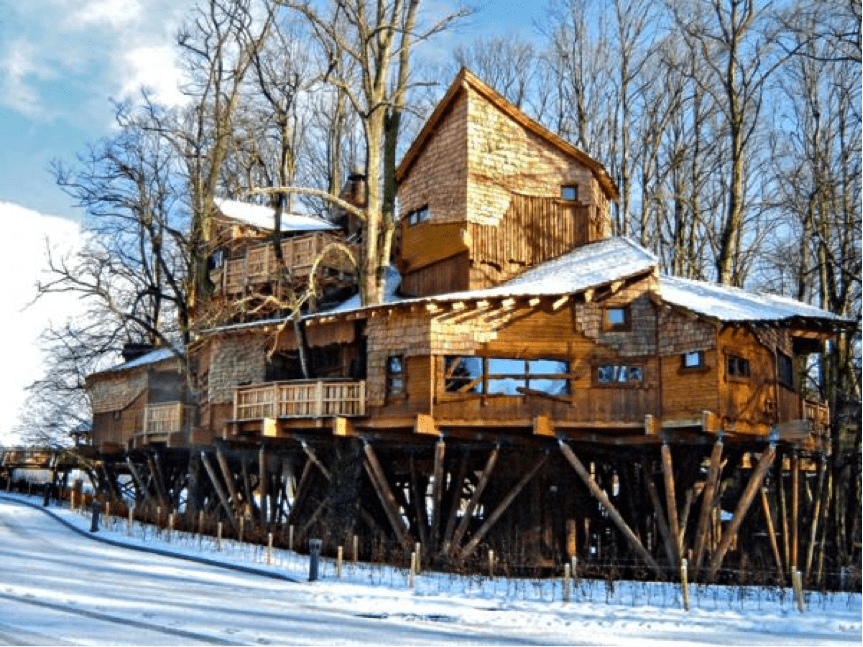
left=216, top=445, right=240, bottom=515
left=430, top=439, right=446, bottom=547
left=287, top=460, right=314, bottom=527
left=660, top=443, right=681, bottom=566
left=200, top=451, right=238, bottom=533
left=560, top=442, right=662, bottom=577
left=125, top=457, right=156, bottom=511
left=791, top=452, right=800, bottom=575
left=805, top=456, right=827, bottom=582
left=148, top=454, right=168, bottom=510
left=760, top=487, right=785, bottom=583
left=446, top=446, right=499, bottom=555
left=441, top=451, right=469, bottom=554
left=408, top=456, right=429, bottom=549
left=363, top=442, right=412, bottom=551
left=456, top=454, right=548, bottom=562
left=707, top=444, right=776, bottom=581
left=644, top=463, right=677, bottom=569
left=301, top=441, right=332, bottom=481
left=258, top=447, right=268, bottom=528
left=693, top=439, right=723, bottom=576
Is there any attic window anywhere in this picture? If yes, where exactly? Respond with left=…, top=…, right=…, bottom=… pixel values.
left=602, top=306, right=631, bottom=331
left=560, top=185, right=578, bottom=201
left=406, top=205, right=431, bottom=226
left=727, top=355, right=750, bottom=379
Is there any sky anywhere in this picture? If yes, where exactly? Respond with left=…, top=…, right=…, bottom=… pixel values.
left=0, top=0, right=547, bottom=444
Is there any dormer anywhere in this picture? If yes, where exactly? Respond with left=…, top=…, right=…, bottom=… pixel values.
left=395, top=69, right=619, bottom=298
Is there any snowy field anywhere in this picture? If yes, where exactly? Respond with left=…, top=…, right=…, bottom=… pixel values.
left=0, top=493, right=859, bottom=645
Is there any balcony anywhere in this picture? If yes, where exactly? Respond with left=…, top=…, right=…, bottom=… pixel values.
left=803, top=398, right=830, bottom=437
left=133, top=402, right=195, bottom=446
left=233, top=379, right=366, bottom=421
left=213, top=232, right=356, bottom=295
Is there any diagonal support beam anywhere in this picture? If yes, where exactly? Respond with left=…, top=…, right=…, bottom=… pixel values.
left=708, top=444, right=776, bottom=581
left=363, top=442, right=412, bottom=551
left=560, top=441, right=662, bottom=578
left=125, top=457, right=156, bottom=510
left=445, top=446, right=499, bottom=556
left=216, top=444, right=241, bottom=514
left=430, top=439, right=446, bottom=546
left=660, top=443, right=681, bottom=565
left=200, top=451, right=238, bottom=533
left=455, top=453, right=548, bottom=562
left=693, top=438, right=723, bottom=575
left=644, top=461, right=677, bottom=569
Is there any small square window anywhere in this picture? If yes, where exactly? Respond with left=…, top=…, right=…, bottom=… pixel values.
left=682, top=351, right=704, bottom=369
left=560, top=185, right=578, bottom=201
left=727, top=355, right=750, bottom=378
left=603, top=306, right=631, bottom=331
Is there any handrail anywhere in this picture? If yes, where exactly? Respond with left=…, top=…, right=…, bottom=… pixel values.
left=234, top=379, right=366, bottom=421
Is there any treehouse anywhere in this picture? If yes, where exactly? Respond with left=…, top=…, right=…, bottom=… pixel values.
left=203, top=197, right=359, bottom=322
left=85, top=69, right=850, bottom=583
left=86, top=345, right=192, bottom=454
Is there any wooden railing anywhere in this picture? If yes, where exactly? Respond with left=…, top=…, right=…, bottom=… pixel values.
left=233, top=380, right=366, bottom=421
left=140, top=402, right=194, bottom=436
left=803, top=398, right=830, bottom=436
left=216, top=232, right=356, bottom=294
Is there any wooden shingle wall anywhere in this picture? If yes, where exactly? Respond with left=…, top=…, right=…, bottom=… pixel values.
left=206, top=331, right=269, bottom=404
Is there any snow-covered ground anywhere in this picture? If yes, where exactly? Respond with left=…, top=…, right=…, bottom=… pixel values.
left=0, top=493, right=859, bottom=645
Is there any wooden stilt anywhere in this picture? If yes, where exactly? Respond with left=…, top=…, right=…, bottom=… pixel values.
left=298, top=495, right=330, bottom=544
left=430, top=439, right=446, bottom=546
left=147, top=454, right=168, bottom=509
left=442, top=450, right=469, bottom=554
left=560, top=442, right=662, bottom=577
left=363, top=442, right=412, bottom=551
left=216, top=445, right=240, bottom=514
left=805, top=456, right=827, bottom=582
left=241, top=458, right=256, bottom=521
left=258, top=447, right=268, bottom=527
left=286, top=459, right=314, bottom=526
left=269, top=459, right=283, bottom=526
left=446, top=446, right=499, bottom=555
left=660, top=443, right=682, bottom=565
left=409, top=456, right=429, bottom=549
left=760, top=485, right=785, bottom=583
left=707, top=444, right=776, bottom=581
left=644, top=462, right=677, bottom=568
left=301, top=442, right=331, bottom=480
left=200, top=451, right=238, bottom=532
left=456, top=453, right=549, bottom=561
left=679, top=489, right=694, bottom=552
left=778, top=451, right=791, bottom=574
left=693, top=439, right=723, bottom=576
left=125, top=457, right=156, bottom=510
left=791, top=452, right=800, bottom=575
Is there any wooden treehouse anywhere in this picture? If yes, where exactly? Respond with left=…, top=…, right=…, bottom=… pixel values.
left=84, top=69, right=852, bottom=586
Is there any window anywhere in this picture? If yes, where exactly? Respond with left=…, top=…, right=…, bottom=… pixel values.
left=727, top=355, right=750, bottom=379
left=681, top=351, right=705, bottom=369
left=560, top=185, right=578, bottom=201
left=406, top=205, right=431, bottom=226
left=596, top=364, right=643, bottom=385
left=386, top=355, right=405, bottom=397
left=444, top=357, right=569, bottom=396
left=777, top=352, right=794, bottom=388
left=602, top=306, right=631, bottom=331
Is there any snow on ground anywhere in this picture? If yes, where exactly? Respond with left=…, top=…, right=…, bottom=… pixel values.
left=0, top=492, right=859, bottom=646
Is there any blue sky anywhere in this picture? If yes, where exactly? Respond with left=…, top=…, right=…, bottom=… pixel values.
left=0, top=0, right=546, bottom=444
left=0, top=0, right=545, bottom=221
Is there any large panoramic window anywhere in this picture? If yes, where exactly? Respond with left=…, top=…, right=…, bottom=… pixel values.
left=444, top=357, right=569, bottom=396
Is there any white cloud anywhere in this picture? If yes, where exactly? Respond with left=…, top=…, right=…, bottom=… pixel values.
left=120, top=45, right=187, bottom=107
left=66, top=0, right=143, bottom=29
left=0, top=38, right=60, bottom=120
left=0, top=201, right=84, bottom=445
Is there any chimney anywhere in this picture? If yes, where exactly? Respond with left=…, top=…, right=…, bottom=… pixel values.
left=121, top=342, right=154, bottom=364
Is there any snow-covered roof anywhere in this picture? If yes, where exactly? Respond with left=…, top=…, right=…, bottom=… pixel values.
left=659, top=276, right=844, bottom=324
left=213, top=197, right=338, bottom=233
left=108, top=347, right=180, bottom=373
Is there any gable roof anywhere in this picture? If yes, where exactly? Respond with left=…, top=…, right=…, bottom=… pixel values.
left=214, top=197, right=338, bottom=233
left=659, top=276, right=846, bottom=326
left=396, top=68, right=619, bottom=201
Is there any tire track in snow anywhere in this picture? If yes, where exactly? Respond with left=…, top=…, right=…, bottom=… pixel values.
left=0, top=592, right=244, bottom=646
